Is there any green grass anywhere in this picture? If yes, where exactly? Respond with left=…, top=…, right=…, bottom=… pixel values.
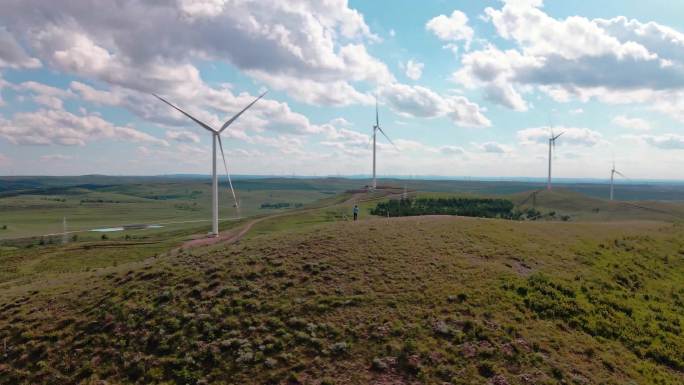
left=1, top=211, right=683, bottom=384
left=0, top=183, right=332, bottom=239
left=1, top=179, right=684, bottom=384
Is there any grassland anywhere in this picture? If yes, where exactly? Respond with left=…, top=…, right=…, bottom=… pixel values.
left=0, top=180, right=337, bottom=240
left=0, top=177, right=683, bottom=384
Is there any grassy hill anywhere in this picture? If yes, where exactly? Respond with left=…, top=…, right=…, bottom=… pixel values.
left=511, top=188, right=684, bottom=222
left=1, top=212, right=683, bottom=384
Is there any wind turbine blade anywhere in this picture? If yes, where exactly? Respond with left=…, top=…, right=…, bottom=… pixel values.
left=553, top=131, right=565, bottom=140
left=377, top=126, right=399, bottom=150
left=217, top=134, right=240, bottom=210
left=219, top=90, right=268, bottom=133
left=153, top=94, right=216, bottom=133
left=375, top=97, right=379, bottom=128
left=614, top=170, right=627, bottom=178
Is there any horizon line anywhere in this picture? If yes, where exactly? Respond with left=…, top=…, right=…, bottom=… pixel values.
left=2, top=173, right=684, bottom=184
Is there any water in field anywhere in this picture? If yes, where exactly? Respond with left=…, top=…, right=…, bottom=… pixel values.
left=90, top=227, right=124, bottom=232
left=90, top=224, right=164, bottom=232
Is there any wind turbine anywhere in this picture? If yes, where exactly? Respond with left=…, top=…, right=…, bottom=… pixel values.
left=371, top=97, right=397, bottom=190
left=546, top=129, right=564, bottom=191
left=153, top=91, right=267, bottom=237
left=610, top=161, right=626, bottom=201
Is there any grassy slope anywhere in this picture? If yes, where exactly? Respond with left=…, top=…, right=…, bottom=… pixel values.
left=1, top=214, right=682, bottom=384
left=511, top=189, right=684, bottom=222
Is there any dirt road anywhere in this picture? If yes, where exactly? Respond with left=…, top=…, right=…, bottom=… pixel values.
left=181, top=188, right=410, bottom=249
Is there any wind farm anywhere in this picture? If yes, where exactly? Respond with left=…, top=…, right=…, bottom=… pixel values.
left=1, top=1, right=684, bottom=385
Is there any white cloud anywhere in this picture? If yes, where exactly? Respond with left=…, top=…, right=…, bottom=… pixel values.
left=166, top=130, right=201, bottom=143
left=517, top=126, right=603, bottom=147
left=378, top=83, right=491, bottom=127
left=478, top=141, right=509, bottom=153
left=426, top=10, right=474, bottom=49
left=17, top=81, right=74, bottom=109
left=329, top=117, right=352, bottom=127
left=639, top=133, right=684, bottom=150
left=455, top=0, right=684, bottom=119
left=1, top=0, right=389, bottom=107
left=0, top=108, right=168, bottom=147
left=389, top=29, right=396, bottom=37
left=612, top=115, right=652, bottom=131
left=440, top=145, right=465, bottom=155
left=40, top=154, right=72, bottom=161
left=405, top=59, right=424, bottom=80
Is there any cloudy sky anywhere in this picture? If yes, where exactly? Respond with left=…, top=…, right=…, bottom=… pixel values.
left=1, top=0, right=683, bottom=179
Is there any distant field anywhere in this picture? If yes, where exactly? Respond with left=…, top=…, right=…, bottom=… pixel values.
left=0, top=179, right=340, bottom=240
left=2, top=176, right=684, bottom=241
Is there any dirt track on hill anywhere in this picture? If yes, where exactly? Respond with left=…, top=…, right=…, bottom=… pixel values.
left=181, top=189, right=410, bottom=249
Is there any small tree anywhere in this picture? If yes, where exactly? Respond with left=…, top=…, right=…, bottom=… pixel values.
left=71, top=234, right=78, bottom=242
left=101, top=234, right=108, bottom=240
left=1, top=225, right=7, bottom=230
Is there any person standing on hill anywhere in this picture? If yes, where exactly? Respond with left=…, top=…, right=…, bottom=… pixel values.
left=353, top=205, right=359, bottom=221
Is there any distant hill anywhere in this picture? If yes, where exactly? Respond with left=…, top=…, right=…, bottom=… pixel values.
left=2, top=176, right=684, bottom=201
left=511, top=188, right=684, bottom=222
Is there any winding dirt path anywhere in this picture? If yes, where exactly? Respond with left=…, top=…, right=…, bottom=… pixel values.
left=180, top=188, right=410, bottom=249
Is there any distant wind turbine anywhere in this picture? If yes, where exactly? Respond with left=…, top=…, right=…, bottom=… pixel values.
left=610, top=161, right=627, bottom=201
left=371, top=97, right=397, bottom=190
left=546, top=129, right=564, bottom=191
left=153, top=91, right=267, bottom=237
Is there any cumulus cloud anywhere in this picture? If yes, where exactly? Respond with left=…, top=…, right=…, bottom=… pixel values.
left=0, top=108, right=168, bottom=146
left=639, top=134, right=684, bottom=150
left=426, top=10, right=474, bottom=49
left=1, top=0, right=390, bottom=107
left=166, top=130, right=201, bottom=143
left=612, top=115, right=652, bottom=131
left=454, top=0, right=684, bottom=119
left=440, top=145, right=465, bottom=155
left=478, top=141, right=509, bottom=153
left=17, top=81, right=74, bottom=109
left=517, top=126, right=603, bottom=147
left=378, top=83, right=491, bottom=127
left=405, top=60, right=424, bottom=81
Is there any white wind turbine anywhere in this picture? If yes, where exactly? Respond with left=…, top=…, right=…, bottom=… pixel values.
left=546, top=129, right=564, bottom=191
left=153, top=91, right=267, bottom=237
left=371, top=97, right=397, bottom=190
left=610, top=160, right=627, bottom=201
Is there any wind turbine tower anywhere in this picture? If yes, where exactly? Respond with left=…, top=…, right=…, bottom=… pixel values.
left=62, top=216, right=68, bottom=244
left=371, top=98, right=397, bottom=190
left=154, top=91, right=267, bottom=237
left=546, top=130, right=564, bottom=190
left=610, top=161, right=626, bottom=201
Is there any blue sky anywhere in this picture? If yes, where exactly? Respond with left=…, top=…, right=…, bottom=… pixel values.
left=1, top=0, right=683, bottom=179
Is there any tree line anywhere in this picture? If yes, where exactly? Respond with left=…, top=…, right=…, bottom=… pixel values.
left=371, top=197, right=569, bottom=221
left=371, top=197, right=516, bottom=219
